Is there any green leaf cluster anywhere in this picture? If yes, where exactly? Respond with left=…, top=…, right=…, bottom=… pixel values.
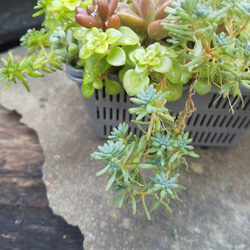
left=163, top=0, right=250, bottom=98
left=92, top=85, right=199, bottom=220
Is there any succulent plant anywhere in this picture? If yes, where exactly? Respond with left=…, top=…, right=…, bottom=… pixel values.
left=116, top=0, right=176, bottom=40
left=75, top=0, right=121, bottom=31
left=75, top=0, right=176, bottom=41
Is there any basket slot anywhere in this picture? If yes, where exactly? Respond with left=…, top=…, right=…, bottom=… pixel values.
left=222, top=133, right=230, bottom=143
left=114, top=108, right=133, bottom=122
left=96, top=106, right=100, bottom=119
left=242, top=96, right=250, bottom=111
left=228, top=133, right=236, bottom=144
left=110, top=125, right=113, bottom=134
left=244, top=119, right=250, bottom=129
left=222, top=133, right=235, bottom=144
left=212, top=115, right=222, bottom=127
left=95, top=89, right=99, bottom=100
left=109, top=95, right=113, bottom=102
left=129, top=113, right=133, bottom=122
left=116, top=109, right=119, bottom=120
left=102, top=88, right=106, bottom=101
left=204, top=132, right=211, bottom=143
left=198, top=132, right=205, bottom=143
left=216, top=133, right=224, bottom=143
left=208, top=94, right=218, bottom=108
left=104, top=125, right=107, bottom=136
left=231, top=116, right=243, bottom=128
left=215, top=95, right=226, bottom=109
left=225, top=116, right=234, bottom=128
left=224, top=96, right=238, bottom=110
left=192, top=114, right=200, bottom=126
left=116, top=93, right=120, bottom=102
left=192, top=131, right=199, bottom=142
left=186, top=115, right=192, bottom=126
left=123, top=91, right=128, bottom=103
left=235, top=95, right=247, bottom=110
left=122, top=109, right=126, bottom=121
left=210, top=132, right=218, bottom=143
left=237, top=116, right=248, bottom=129
left=103, top=125, right=113, bottom=136
left=103, top=107, right=106, bottom=119
left=206, top=115, right=215, bottom=127
left=110, top=108, right=113, bottom=120
left=133, top=127, right=137, bottom=135
left=199, top=114, right=207, bottom=126
left=218, top=115, right=228, bottom=127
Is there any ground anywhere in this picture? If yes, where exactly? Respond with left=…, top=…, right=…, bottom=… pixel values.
left=0, top=46, right=249, bottom=250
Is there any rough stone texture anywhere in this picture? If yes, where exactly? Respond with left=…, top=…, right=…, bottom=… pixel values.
left=1, top=47, right=250, bottom=250
left=0, top=105, right=84, bottom=250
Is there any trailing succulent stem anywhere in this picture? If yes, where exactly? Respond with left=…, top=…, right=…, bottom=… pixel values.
left=91, top=84, right=199, bottom=220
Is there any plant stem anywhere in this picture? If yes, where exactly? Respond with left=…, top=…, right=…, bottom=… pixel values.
left=229, top=17, right=250, bottom=41
left=176, top=84, right=196, bottom=133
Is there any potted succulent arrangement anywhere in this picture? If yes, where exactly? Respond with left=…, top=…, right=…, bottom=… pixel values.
left=1, top=0, right=250, bottom=220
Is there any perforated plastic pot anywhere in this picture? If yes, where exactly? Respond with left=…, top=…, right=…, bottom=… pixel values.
left=66, top=63, right=250, bottom=147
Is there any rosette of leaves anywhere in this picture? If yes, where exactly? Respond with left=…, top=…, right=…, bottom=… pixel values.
left=72, top=25, right=140, bottom=98
left=116, top=0, right=176, bottom=40
left=123, top=42, right=174, bottom=95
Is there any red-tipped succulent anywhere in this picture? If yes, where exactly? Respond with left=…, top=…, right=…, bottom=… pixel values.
left=75, top=0, right=177, bottom=40
left=75, top=0, right=121, bottom=31
left=117, top=0, right=175, bottom=40
left=116, top=0, right=176, bottom=40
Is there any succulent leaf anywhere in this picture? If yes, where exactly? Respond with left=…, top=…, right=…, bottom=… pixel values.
left=147, top=19, right=170, bottom=40
left=117, top=8, right=147, bottom=34
left=139, top=0, right=156, bottom=24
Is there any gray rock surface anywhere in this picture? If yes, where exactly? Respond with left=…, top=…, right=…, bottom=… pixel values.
left=1, top=47, right=249, bottom=250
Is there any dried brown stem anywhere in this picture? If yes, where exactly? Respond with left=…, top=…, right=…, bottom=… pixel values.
left=176, top=84, right=196, bottom=133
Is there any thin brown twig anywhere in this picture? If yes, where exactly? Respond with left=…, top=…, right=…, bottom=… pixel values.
left=176, top=83, right=196, bottom=133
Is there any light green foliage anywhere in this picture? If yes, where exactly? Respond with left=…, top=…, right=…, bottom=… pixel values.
left=123, top=43, right=173, bottom=95
left=92, top=85, right=199, bottom=220
left=163, top=0, right=250, bottom=98
left=2, top=0, right=249, bottom=99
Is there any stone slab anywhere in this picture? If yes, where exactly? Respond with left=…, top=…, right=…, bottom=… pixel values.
left=0, top=46, right=249, bottom=250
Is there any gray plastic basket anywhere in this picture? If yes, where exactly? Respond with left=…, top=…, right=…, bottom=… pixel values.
left=66, top=63, right=250, bottom=147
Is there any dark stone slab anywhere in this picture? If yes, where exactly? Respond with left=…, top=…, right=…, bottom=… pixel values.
left=0, top=0, right=43, bottom=51
left=0, top=105, right=84, bottom=249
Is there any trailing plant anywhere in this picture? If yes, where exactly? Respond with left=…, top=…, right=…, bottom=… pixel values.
left=0, top=0, right=250, bottom=219
left=91, top=84, right=199, bottom=220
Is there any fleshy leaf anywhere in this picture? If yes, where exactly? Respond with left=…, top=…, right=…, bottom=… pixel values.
left=115, top=27, right=140, bottom=45
left=106, top=29, right=122, bottom=44
left=79, top=45, right=93, bottom=59
left=153, top=56, right=173, bottom=73
left=95, top=41, right=109, bottom=54
left=93, top=78, right=103, bottom=89
left=123, top=69, right=149, bottom=96
left=105, top=77, right=121, bottom=95
left=107, top=47, right=126, bottom=66
left=64, top=1, right=80, bottom=11
left=81, top=83, right=95, bottom=98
